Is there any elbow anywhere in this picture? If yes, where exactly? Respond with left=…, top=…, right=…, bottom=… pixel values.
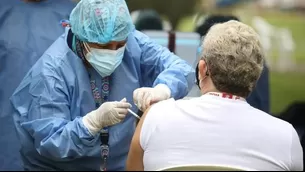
left=168, top=68, right=196, bottom=99
left=183, top=66, right=196, bottom=93
left=186, top=66, right=196, bottom=83
left=176, top=73, right=196, bottom=98
left=174, top=61, right=196, bottom=90
left=34, top=135, right=82, bottom=162
left=35, top=132, right=84, bottom=162
left=26, top=118, right=96, bottom=162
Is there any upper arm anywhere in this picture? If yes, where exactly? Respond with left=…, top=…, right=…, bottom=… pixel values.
left=290, top=126, right=303, bottom=171
left=10, top=71, right=96, bottom=161
left=126, top=99, right=175, bottom=171
left=135, top=31, right=195, bottom=99
left=126, top=106, right=152, bottom=171
left=11, top=70, right=70, bottom=123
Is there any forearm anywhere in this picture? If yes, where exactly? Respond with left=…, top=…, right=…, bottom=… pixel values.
left=153, top=62, right=195, bottom=99
left=22, top=117, right=99, bottom=161
left=137, top=30, right=195, bottom=99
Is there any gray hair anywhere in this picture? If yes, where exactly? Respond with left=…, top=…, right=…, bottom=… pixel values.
left=201, top=20, right=264, bottom=97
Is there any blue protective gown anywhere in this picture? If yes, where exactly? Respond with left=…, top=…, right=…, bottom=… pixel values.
left=0, top=0, right=75, bottom=170
left=10, top=28, right=195, bottom=171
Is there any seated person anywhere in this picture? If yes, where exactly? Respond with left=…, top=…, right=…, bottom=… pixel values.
left=195, top=14, right=270, bottom=113
left=126, top=20, right=303, bottom=171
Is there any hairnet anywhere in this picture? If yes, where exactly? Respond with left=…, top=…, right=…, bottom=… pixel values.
left=69, top=0, right=134, bottom=44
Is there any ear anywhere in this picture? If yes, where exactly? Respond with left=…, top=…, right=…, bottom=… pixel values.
left=198, top=59, right=207, bottom=80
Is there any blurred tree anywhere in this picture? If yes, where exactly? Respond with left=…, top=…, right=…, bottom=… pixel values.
left=126, top=0, right=200, bottom=30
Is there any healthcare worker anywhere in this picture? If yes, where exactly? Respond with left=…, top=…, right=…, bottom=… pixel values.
left=0, top=0, right=75, bottom=170
left=10, top=0, right=195, bottom=171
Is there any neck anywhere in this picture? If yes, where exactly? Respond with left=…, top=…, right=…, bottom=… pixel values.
left=201, top=88, right=220, bottom=95
left=200, top=78, right=219, bottom=95
left=201, top=86, right=247, bottom=100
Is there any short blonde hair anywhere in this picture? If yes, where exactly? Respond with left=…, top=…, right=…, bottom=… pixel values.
left=201, top=20, right=264, bottom=97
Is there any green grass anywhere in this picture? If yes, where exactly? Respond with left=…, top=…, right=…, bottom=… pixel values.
left=258, top=10, right=305, bottom=64
left=255, top=11, right=305, bottom=114
left=270, top=72, right=305, bottom=115
left=176, top=11, right=305, bottom=114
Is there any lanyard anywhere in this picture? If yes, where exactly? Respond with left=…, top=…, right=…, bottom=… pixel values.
left=72, top=35, right=110, bottom=171
left=91, top=76, right=110, bottom=172
left=207, top=92, right=246, bottom=101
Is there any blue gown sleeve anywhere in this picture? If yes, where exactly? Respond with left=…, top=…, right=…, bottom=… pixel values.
left=10, top=71, right=99, bottom=162
left=135, top=31, right=196, bottom=99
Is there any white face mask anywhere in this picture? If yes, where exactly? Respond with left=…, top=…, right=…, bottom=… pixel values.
left=84, top=43, right=126, bottom=78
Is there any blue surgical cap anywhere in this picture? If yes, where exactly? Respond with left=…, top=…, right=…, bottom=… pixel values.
left=69, top=0, right=134, bottom=44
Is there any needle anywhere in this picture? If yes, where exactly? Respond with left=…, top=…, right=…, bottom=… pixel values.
left=128, top=109, right=141, bottom=119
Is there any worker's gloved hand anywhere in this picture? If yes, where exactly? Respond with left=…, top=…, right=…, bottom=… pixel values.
left=133, top=84, right=171, bottom=112
left=82, top=98, right=132, bottom=135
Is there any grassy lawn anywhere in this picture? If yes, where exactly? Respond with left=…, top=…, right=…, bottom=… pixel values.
left=177, top=10, right=305, bottom=114
left=270, top=72, right=305, bottom=115
left=258, top=10, right=305, bottom=64
left=258, top=10, right=305, bottom=114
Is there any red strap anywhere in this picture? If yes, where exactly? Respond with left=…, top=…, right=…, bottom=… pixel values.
left=207, top=92, right=245, bottom=101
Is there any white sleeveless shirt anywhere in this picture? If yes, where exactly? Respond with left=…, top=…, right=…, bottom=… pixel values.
left=140, top=93, right=303, bottom=171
